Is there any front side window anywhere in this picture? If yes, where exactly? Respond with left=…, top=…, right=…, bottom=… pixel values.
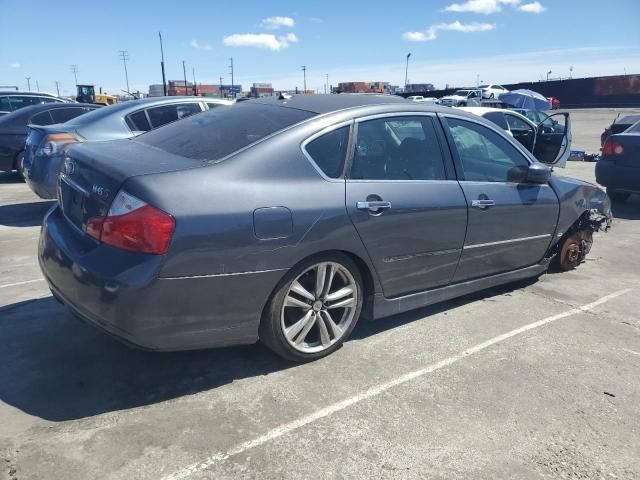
left=505, top=114, right=532, bottom=132
left=350, top=116, right=446, bottom=181
left=305, top=126, right=349, bottom=178
left=446, top=117, right=529, bottom=183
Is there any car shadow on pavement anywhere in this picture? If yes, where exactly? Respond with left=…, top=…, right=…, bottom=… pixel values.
left=0, top=279, right=537, bottom=422
left=0, top=200, right=54, bottom=227
left=0, top=171, right=24, bottom=184
left=611, top=195, right=640, bottom=221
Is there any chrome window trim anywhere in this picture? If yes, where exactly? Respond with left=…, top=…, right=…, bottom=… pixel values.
left=59, top=173, right=90, bottom=197
left=463, top=233, right=552, bottom=250
left=354, top=111, right=437, bottom=123
left=300, top=119, right=354, bottom=182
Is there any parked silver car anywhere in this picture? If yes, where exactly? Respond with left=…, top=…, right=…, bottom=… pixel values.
left=23, top=96, right=233, bottom=199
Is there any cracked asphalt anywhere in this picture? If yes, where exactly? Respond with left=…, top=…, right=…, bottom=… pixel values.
left=1, top=109, right=639, bottom=479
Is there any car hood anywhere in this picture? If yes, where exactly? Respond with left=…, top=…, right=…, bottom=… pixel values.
left=441, top=95, right=465, bottom=101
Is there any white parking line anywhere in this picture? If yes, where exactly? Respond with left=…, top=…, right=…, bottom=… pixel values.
left=163, top=288, right=632, bottom=480
left=0, top=278, right=44, bottom=289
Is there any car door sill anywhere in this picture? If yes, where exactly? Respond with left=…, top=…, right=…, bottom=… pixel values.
left=371, top=262, right=549, bottom=320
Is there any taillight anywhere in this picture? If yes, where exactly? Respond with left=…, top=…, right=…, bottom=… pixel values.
left=602, top=138, right=624, bottom=156
left=37, top=133, right=81, bottom=157
left=86, top=191, right=175, bottom=255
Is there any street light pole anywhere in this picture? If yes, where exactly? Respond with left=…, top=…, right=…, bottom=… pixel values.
left=192, top=68, right=197, bottom=96
left=25, top=77, right=31, bottom=91
left=404, top=53, right=411, bottom=92
left=229, top=58, right=235, bottom=98
left=119, top=50, right=130, bottom=96
left=301, top=65, right=307, bottom=93
left=219, top=76, right=223, bottom=98
left=547, top=70, right=552, bottom=81
left=159, top=32, right=167, bottom=96
left=55, top=81, right=60, bottom=97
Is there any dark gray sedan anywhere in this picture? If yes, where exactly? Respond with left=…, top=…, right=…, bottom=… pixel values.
left=23, top=96, right=233, bottom=199
left=39, top=95, right=611, bottom=362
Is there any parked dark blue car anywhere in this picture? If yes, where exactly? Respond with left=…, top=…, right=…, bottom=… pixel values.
left=39, top=95, right=611, bottom=362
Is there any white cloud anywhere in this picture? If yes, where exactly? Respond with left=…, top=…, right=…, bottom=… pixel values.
left=190, top=39, right=212, bottom=50
left=261, top=16, right=295, bottom=29
left=518, top=1, right=546, bottom=13
left=223, top=32, right=298, bottom=51
left=443, top=0, right=520, bottom=14
left=404, top=21, right=495, bottom=42
left=9, top=63, right=20, bottom=68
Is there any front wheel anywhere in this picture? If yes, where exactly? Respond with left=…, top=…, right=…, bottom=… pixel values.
left=607, top=188, right=630, bottom=203
left=259, top=253, right=363, bottom=362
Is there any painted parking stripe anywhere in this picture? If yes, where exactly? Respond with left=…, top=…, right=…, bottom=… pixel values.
left=163, top=288, right=631, bottom=480
left=0, top=278, right=44, bottom=289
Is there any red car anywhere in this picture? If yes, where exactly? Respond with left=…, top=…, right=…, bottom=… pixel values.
left=548, top=97, right=560, bottom=109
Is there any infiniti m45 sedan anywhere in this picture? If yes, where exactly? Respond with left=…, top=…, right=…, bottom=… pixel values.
left=39, top=95, right=611, bottom=362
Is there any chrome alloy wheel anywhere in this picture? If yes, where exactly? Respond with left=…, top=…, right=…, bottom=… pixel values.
left=281, top=262, right=358, bottom=354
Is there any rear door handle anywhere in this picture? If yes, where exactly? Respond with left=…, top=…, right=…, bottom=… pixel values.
left=471, top=199, right=495, bottom=209
left=357, top=201, right=392, bottom=210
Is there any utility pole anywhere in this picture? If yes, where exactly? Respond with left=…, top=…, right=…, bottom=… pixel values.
left=70, top=65, right=78, bottom=86
left=219, top=76, right=223, bottom=98
left=301, top=65, right=307, bottom=94
left=192, top=68, right=197, bottom=96
left=55, top=81, right=60, bottom=97
left=229, top=58, right=235, bottom=98
left=546, top=70, right=552, bottom=81
left=569, top=66, right=573, bottom=79
left=159, top=32, right=167, bottom=96
left=404, top=53, right=411, bottom=92
left=36, top=80, right=40, bottom=91
left=25, top=77, right=31, bottom=91
left=119, top=50, right=130, bottom=96
left=325, top=73, right=329, bottom=94
left=182, top=60, right=188, bottom=96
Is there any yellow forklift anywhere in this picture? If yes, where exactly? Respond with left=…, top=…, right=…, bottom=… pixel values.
left=76, top=85, right=118, bottom=106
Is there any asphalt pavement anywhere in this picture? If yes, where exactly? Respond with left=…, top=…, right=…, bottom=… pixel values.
left=1, top=129, right=639, bottom=479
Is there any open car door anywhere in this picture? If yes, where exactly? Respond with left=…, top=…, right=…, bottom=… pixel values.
left=533, top=112, right=571, bottom=167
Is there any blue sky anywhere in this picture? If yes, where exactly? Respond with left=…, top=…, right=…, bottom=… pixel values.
left=1, top=0, right=639, bottom=95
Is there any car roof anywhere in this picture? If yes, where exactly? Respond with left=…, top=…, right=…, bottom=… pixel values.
left=0, top=91, right=61, bottom=97
left=456, top=106, right=532, bottom=122
left=249, top=94, right=408, bottom=114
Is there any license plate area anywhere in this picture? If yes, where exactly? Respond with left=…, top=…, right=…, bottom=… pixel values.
left=60, top=174, right=88, bottom=231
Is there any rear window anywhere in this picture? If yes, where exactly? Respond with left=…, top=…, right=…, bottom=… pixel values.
left=136, top=103, right=315, bottom=161
left=626, top=121, right=640, bottom=134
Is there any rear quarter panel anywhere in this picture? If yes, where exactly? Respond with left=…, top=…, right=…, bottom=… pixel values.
left=124, top=121, right=381, bottom=293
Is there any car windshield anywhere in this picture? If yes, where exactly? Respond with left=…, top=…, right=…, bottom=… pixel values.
left=454, top=90, right=470, bottom=96
left=135, top=103, right=316, bottom=161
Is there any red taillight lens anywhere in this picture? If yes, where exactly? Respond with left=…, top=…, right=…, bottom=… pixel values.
left=602, top=139, right=624, bottom=156
left=86, top=192, right=175, bottom=255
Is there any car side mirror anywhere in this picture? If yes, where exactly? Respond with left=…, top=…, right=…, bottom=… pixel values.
left=526, top=163, right=552, bottom=184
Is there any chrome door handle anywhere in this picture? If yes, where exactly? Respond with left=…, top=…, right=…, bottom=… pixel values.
left=471, top=199, right=495, bottom=209
left=357, top=201, right=392, bottom=210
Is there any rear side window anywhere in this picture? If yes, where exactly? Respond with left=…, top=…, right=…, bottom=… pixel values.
left=30, top=111, right=55, bottom=125
left=146, top=103, right=202, bottom=128
left=126, top=110, right=152, bottom=132
left=136, top=103, right=315, bottom=161
left=305, top=126, right=350, bottom=178
left=50, top=107, right=95, bottom=123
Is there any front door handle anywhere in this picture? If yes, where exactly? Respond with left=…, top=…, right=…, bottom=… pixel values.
left=357, top=201, right=392, bottom=210
left=471, top=199, right=495, bottom=209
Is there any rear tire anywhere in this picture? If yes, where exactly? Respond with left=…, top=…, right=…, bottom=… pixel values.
left=259, top=253, right=364, bottom=362
left=607, top=188, right=629, bottom=203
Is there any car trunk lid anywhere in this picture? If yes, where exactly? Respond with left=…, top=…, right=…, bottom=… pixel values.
left=58, top=139, right=206, bottom=232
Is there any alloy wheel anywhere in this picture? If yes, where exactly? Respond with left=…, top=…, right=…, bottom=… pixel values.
left=281, top=262, right=358, bottom=354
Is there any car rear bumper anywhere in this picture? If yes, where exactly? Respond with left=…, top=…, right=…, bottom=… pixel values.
left=23, top=151, right=63, bottom=199
left=39, top=205, right=285, bottom=351
left=596, top=160, right=640, bottom=193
